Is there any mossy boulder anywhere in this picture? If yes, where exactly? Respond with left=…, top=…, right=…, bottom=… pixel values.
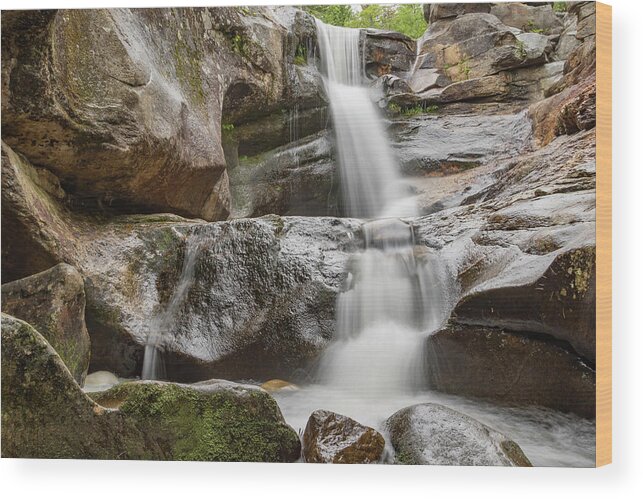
left=302, top=410, right=385, bottom=464
left=1, top=314, right=301, bottom=461
left=91, top=380, right=301, bottom=462
left=1, top=314, right=150, bottom=459
left=385, top=403, right=531, bottom=466
left=2, top=263, right=91, bottom=385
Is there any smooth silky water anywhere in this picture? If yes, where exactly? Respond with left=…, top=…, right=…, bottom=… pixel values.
left=272, top=20, right=596, bottom=467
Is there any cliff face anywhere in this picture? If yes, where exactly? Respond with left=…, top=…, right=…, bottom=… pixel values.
left=1, top=7, right=324, bottom=223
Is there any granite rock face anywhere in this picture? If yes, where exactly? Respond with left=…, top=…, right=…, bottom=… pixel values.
left=1, top=263, right=91, bottom=384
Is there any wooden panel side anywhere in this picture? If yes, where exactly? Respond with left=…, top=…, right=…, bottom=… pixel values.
left=595, top=1, right=612, bottom=468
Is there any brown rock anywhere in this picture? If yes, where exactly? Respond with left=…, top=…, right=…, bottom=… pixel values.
left=2, top=263, right=91, bottom=384
left=423, top=3, right=492, bottom=24
left=303, top=410, right=385, bottom=464
left=426, top=324, right=596, bottom=418
left=1, top=141, right=79, bottom=283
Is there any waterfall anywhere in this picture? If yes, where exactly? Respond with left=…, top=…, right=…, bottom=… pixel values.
left=315, top=20, right=415, bottom=219
left=314, top=21, right=449, bottom=399
left=142, top=233, right=201, bottom=380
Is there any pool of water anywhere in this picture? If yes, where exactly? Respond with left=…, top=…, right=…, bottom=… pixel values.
left=273, top=385, right=596, bottom=467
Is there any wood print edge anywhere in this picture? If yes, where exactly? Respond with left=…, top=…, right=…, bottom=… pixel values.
left=595, top=0, right=612, bottom=468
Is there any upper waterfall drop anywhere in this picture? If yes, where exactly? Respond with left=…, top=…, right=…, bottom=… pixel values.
left=315, top=20, right=416, bottom=219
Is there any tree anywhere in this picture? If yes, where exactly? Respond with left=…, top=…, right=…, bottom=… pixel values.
left=302, top=4, right=427, bottom=40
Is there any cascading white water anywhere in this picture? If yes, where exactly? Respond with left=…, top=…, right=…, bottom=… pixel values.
left=315, top=20, right=415, bottom=219
left=275, top=22, right=597, bottom=467
left=142, top=233, right=201, bottom=380
left=314, top=21, right=446, bottom=399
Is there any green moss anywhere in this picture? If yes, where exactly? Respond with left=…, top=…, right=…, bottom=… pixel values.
left=97, top=382, right=300, bottom=462
left=172, top=36, right=205, bottom=105
left=458, top=59, right=471, bottom=79
left=294, top=44, right=308, bottom=66
left=515, top=40, right=527, bottom=60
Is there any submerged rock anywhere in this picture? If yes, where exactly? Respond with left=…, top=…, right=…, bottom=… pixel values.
left=261, top=379, right=299, bottom=393
left=303, top=409, right=385, bottom=464
left=1, top=263, right=91, bottom=384
left=1, top=314, right=300, bottom=461
left=385, top=403, right=531, bottom=466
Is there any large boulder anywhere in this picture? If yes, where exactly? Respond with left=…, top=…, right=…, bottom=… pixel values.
left=1, top=141, right=80, bottom=283
left=1, top=7, right=324, bottom=221
left=452, top=244, right=596, bottom=362
left=302, top=410, right=385, bottom=464
left=1, top=314, right=147, bottom=459
left=416, top=14, right=552, bottom=82
left=1, top=314, right=301, bottom=461
left=363, top=29, right=416, bottom=78
left=80, top=215, right=361, bottom=380
left=426, top=324, right=596, bottom=418
left=385, top=403, right=531, bottom=466
left=91, top=379, right=301, bottom=462
left=1, top=263, right=91, bottom=384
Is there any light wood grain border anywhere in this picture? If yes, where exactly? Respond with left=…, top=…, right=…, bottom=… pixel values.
left=596, top=1, right=612, bottom=467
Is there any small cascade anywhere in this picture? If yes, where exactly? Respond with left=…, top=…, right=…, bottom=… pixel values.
left=142, top=233, right=201, bottom=380
left=313, top=20, right=450, bottom=401
left=318, top=219, right=447, bottom=398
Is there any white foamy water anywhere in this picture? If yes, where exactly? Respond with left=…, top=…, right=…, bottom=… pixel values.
left=271, top=20, right=596, bottom=468
left=316, top=20, right=415, bottom=219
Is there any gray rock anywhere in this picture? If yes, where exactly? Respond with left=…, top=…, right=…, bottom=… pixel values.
left=1, top=141, right=80, bottom=283
left=363, top=29, right=416, bottom=78
left=229, top=131, right=338, bottom=218
left=81, top=215, right=362, bottom=380
left=423, top=3, right=492, bottom=24
left=1, top=263, right=91, bottom=384
left=490, top=3, right=563, bottom=35
left=303, top=409, right=385, bottom=463
left=385, top=403, right=531, bottom=466
left=391, top=110, right=532, bottom=176
left=416, top=14, right=553, bottom=84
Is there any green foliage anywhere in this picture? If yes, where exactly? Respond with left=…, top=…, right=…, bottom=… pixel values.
left=553, top=2, right=568, bottom=13
left=302, top=5, right=354, bottom=27
left=222, top=123, right=235, bottom=132
left=387, top=102, right=439, bottom=117
left=458, top=59, right=471, bottom=79
left=294, top=43, right=308, bottom=66
left=524, top=20, right=544, bottom=34
left=302, top=4, right=427, bottom=39
left=515, top=40, right=527, bottom=60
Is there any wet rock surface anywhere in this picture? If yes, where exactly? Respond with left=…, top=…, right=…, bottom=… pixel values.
left=303, top=409, right=385, bottom=463
left=1, top=263, right=91, bottom=384
left=386, top=403, right=532, bottom=466
left=2, top=313, right=300, bottom=461
left=81, top=215, right=361, bottom=380
left=426, top=324, right=596, bottom=418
